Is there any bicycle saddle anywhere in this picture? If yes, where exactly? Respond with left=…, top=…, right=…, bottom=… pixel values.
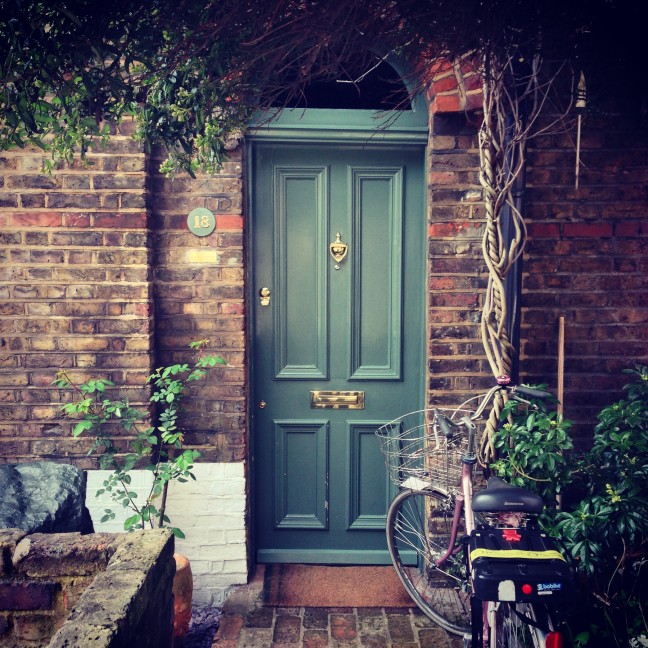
left=471, top=477, right=544, bottom=513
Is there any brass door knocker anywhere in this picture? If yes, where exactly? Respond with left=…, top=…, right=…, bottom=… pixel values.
left=329, top=232, right=348, bottom=269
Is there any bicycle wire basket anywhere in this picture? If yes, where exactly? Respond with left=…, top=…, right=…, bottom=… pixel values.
left=376, top=408, right=480, bottom=493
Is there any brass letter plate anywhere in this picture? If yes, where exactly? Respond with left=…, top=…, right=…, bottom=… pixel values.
left=310, top=390, right=365, bottom=409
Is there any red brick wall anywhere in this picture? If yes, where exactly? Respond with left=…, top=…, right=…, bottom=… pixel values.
left=426, top=113, right=491, bottom=406
left=1, top=97, right=646, bottom=463
left=0, top=123, right=247, bottom=465
left=522, top=110, right=648, bottom=444
left=148, top=148, right=246, bottom=462
left=425, top=106, right=648, bottom=447
left=0, top=121, right=153, bottom=465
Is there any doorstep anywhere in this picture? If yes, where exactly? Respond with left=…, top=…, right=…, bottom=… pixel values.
left=211, top=565, right=463, bottom=648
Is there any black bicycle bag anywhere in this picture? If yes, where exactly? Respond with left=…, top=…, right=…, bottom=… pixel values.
left=469, top=526, right=573, bottom=602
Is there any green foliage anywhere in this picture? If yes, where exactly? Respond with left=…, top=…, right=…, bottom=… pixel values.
left=491, top=388, right=573, bottom=508
left=555, top=365, right=648, bottom=574
left=0, top=0, right=252, bottom=176
left=489, top=367, right=648, bottom=647
left=53, top=339, right=226, bottom=538
left=134, top=35, right=251, bottom=177
left=553, top=365, right=648, bottom=647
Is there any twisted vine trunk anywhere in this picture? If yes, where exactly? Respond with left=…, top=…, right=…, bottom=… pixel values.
left=476, top=50, right=530, bottom=465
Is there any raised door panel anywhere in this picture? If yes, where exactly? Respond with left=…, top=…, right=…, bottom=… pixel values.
left=274, top=167, right=329, bottom=379
left=347, top=422, right=395, bottom=530
left=274, top=420, right=329, bottom=530
left=349, top=167, right=403, bottom=379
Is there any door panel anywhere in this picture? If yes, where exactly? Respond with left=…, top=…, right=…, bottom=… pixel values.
left=348, top=422, right=393, bottom=530
left=253, top=143, right=424, bottom=564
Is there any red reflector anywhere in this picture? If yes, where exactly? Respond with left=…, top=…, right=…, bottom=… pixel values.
left=521, top=583, right=533, bottom=595
left=546, top=631, right=563, bottom=648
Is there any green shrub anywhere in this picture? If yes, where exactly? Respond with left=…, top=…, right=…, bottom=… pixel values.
left=490, top=367, right=648, bottom=647
left=491, top=388, right=573, bottom=512
left=555, top=365, right=648, bottom=647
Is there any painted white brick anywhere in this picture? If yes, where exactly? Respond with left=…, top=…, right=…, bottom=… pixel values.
left=197, top=542, right=245, bottom=561
left=184, top=559, right=214, bottom=573
left=195, top=573, right=248, bottom=589
left=223, top=559, right=248, bottom=573
left=225, top=529, right=247, bottom=544
left=85, top=462, right=249, bottom=607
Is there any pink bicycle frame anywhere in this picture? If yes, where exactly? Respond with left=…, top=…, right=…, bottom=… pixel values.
left=433, top=460, right=475, bottom=567
left=433, top=457, right=487, bottom=644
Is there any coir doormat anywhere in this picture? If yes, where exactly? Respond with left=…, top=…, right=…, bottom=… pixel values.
left=263, top=564, right=413, bottom=608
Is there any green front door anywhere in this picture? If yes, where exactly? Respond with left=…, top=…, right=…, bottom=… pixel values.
left=252, top=142, right=425, bottom=563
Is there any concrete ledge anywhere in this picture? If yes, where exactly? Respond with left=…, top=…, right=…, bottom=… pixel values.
left=13, top=532, right=122, bottom=577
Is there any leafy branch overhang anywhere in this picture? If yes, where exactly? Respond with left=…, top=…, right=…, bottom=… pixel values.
left=0, top=0, right=642, bottom=175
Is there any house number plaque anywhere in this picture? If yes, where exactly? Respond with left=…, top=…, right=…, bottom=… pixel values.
left=187, top=208, right=216, bottom=237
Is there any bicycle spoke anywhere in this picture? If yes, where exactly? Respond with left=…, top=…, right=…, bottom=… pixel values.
left=492, top=603, right=550, bottom=648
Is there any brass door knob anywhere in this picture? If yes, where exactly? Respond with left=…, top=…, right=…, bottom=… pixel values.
left=259, top=287, right=271, bottom=306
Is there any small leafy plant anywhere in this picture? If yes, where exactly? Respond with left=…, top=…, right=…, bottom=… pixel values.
left=54, top=340, right=226, bottom=538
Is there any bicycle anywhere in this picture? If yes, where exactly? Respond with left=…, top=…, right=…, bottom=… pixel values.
left=376, top=378, right=572, bottom=648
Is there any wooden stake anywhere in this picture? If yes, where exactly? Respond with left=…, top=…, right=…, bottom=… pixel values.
left=575, top=114, right=582, bottom=190
left=556, top=315, right=565, bottom=510
left=557, top=316, right=565, bottom=417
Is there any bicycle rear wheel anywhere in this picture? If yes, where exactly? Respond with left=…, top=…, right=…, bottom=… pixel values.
left=386, top=488, right=471, bottom=635
left=490, top=601, right=557, bottom=648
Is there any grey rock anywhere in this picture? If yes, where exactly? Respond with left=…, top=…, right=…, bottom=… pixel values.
left=0, top=461, right=93, bottom=534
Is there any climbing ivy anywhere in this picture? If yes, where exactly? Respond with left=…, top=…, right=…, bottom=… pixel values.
left=0, top=0, right=252, bottom=176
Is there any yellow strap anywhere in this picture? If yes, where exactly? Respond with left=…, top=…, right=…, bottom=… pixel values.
left=470, top=548, right=566, bottom=562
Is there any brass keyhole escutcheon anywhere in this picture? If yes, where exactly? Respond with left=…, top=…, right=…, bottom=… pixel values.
left=259, top=287, right=271, bottom=306
left=259, top=401, right=267, bottom=409
left=329, top=233, right=348, bottom=268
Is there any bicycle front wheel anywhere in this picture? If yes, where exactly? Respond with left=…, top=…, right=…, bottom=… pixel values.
left=386, top=488, right=471, bottom=635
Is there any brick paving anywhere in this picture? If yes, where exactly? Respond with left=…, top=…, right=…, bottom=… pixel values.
left=211, top=566, right=463, bottom=648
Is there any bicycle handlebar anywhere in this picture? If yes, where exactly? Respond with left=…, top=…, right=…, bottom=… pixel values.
left=435, top=411, right=457, bottom=438
left=432, top=381, right=554, bottom=431
left=510, top=384, right=552, bottom=400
